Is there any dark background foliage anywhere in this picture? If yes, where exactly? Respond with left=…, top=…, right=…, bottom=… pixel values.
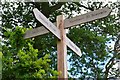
left=1, top=1, right=120, bottom=79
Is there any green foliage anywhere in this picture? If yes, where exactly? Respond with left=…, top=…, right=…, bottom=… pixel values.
left=2, top=27, right=58, bottom=79
left=1, top=1, right=120, bottom=79
left=67, top=24, right=108, bottom=78
left=0, top=52, right=2, bottom=76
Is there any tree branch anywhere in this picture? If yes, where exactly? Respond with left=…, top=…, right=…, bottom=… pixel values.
left=104, top=52, right=120, bottom=79
left=74, top=2, right=94, bottom=11
left=50, top=2, right=65, bottom=14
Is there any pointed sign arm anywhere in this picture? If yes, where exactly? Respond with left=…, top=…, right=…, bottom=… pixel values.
left=33, top=8, right=61, bottom=40
left=24, top=7, right=111, bottom=39
left=64, top=7, right=111, bottom=28
left=66, top=37, right=82, bottom=57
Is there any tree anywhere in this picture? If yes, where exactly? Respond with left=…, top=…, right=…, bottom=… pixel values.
left=2, top=27, right=58, bottom=79
left=1, top=1, right=120, bottom=79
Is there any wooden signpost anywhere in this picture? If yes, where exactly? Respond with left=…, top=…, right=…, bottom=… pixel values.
left=24, top=8, right=111, bottom=39
left=32, top=8, right=81, bottom=57
left=24, top=7, right=111, bottom=79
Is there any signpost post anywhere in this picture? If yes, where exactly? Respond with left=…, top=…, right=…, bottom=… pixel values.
left=57, top=15, right=68, bottom=78
left=24, top=7, right=111, bottom=79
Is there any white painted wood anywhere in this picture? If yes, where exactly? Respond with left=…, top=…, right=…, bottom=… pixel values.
left=66, top=37, right=82, bottom=57
left=64, top=7, right=111, bottom=28
left=24, top=27, right=49, bottom=39
left=33, top=8, right=61, bottom=39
